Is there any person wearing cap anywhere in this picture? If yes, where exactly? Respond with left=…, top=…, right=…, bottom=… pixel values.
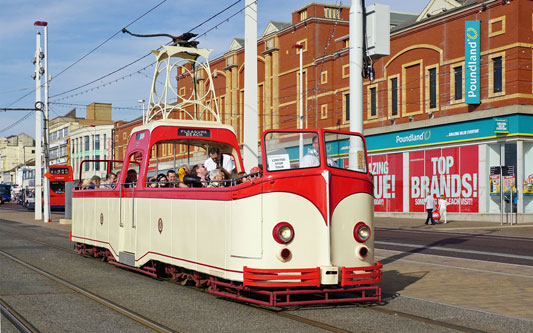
left=204, top=147, right=235, bottom=173
left=249, top=166, right=262, bottom=181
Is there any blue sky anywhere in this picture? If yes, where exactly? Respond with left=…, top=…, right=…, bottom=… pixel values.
left=0, top=0, right=428, bottom=138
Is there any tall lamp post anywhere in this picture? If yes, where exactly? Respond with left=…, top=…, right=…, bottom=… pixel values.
left=138, top=99, right=145, bottom=124
left=293, top=43, right=304, bottom=160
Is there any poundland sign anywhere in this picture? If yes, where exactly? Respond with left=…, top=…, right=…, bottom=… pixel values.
left=465, top=21, right=480, bottom=104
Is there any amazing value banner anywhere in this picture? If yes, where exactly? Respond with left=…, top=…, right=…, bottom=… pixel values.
left=409, top=145, right=479, bottom=213
left=368, top=153, right=403, bottom=212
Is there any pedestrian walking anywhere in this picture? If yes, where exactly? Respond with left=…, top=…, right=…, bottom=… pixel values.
left=439, top=194, right=448, bottom=224
left=424, top=192, right=436, bottom=225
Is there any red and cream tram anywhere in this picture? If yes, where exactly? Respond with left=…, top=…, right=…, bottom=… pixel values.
left=71, top=41, right=381, bottom=306
left=71, top=120, right=381, bottom=306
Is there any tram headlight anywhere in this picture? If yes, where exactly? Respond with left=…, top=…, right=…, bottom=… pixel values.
left=353, top=222, right=371, bottom=243
left=273, top=222, right=294, bottom=244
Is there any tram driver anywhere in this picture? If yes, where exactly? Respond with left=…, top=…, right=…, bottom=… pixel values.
left=300, top=135, right=337, bottom=168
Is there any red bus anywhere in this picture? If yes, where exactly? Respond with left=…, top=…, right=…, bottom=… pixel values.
left=49, top=165, right=73, bottom=210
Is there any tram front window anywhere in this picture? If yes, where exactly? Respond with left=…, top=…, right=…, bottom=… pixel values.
left=264, top=131, right=367, bottom=173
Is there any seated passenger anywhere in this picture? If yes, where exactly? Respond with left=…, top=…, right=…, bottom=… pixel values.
left=157, top=174, right=169, bottom=188
left=103, top=173, right=117, bottom=188
left=207, top=169, right=224, bottom=188
left=88, top=175, right=101, bottom=189
left=148, top=176, right=158, bottom=188
left=249, top=166, right=262, bottom=181
left=184, top=164, right=209, bottom=188
left=124, top=169, right=137, bottom=188
left=178, top=165, right=190, bottom=182
left=236, top=171, right=248, bottom=185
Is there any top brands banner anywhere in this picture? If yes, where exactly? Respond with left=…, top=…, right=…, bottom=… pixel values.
left=465, top=20, right=481, bottom=104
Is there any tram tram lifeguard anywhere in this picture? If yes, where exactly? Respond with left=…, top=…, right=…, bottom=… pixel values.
left=71, top=39, right=381, bottom=306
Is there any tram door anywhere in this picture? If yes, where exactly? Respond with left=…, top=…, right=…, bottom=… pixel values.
left=118, top=157, right=141, bottom=267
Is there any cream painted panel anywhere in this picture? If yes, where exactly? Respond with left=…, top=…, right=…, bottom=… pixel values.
left=330, top=193, right=374, bottom=267
left=134, top=196, right=152, bottom=265
left=119, top=197, right=135, bottom=253
left=71, top=197, right=83, bottom=239
left=84, top=197, right=96, bottom=246
left=258, top=192, right=329, bottom=268
left=197, top=199, right=227, bottom=274
left=171, top=198, right=197, bottom=269
left=230, top=194, right=261, bottom=258
left=107, top=197, right=121, bottom=259
left=94, top=198, right=109, bottom=249
left=143, top=197, right=173, bottom=265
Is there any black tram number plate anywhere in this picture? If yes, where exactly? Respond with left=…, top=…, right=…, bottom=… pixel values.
left=178, top=128, right=211, bottom=137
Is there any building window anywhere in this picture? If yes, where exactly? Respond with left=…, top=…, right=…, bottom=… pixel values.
left=320, top=71, right=327, bottom=84
left=299, top=10, right=307, bottom=21
left=454, top=66, right=463, bottom=100
left=493, top=56, right=503, bottom=93
left=84, top=136, right=89, bottom=151
left=345, top=93, right=350, bottom=121
left=95, top=155, right=100, bottom=171
left=390, top=77, right=398, bottom=116
left=428, top=67, right=437, bottom=109
left=369, top=86, right=377, bottom=118
left=295, top=39, right=307, bottom=54
left=321, top=104, right=328, bottom=119
left=324, top=7, right=340, bottom=19
left=122, top=132, right=127, bottom=140
left=342, top=64, right=350, bottom=78
left=95, top=134, right=100, bottom=150
left=85, top=160, right=89, bottom=171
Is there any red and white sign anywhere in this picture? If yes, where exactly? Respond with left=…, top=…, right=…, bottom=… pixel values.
left=409, top=145, right=478, bottom=213
left=368, top=153, right=403, bottom=212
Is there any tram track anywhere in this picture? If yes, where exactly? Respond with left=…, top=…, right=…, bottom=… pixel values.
left=0, top=221, right=524, bottom=332
left=0, top=249, right=176, bottom=333
left=0, top=297, right=38, bottom=333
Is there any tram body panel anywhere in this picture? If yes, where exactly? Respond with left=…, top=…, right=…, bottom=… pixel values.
left=230, top=193, right=262, bottom=258
left=331, top=192, right=374, bottom=267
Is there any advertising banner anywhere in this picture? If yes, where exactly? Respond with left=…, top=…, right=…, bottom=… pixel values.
left=409, top=145, right=479, bottom=213
left=465, top=20, right=480, bottom=104
left=368, top=153, right=403, bottom=212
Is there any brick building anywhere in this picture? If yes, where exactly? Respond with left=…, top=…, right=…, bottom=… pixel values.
left=113, top=0, right=533, bottom=219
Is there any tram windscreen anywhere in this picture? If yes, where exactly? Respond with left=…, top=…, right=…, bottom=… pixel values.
left=324, top=132, right=367, bottom=173
left=264, top=131, right=367, bottom=173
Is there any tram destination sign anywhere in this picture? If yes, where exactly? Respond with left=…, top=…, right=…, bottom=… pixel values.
left=178, top=128, right=211, bottom=137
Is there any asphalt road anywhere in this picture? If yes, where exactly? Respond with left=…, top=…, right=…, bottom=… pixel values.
left=375, top=227, right=533, bottom=266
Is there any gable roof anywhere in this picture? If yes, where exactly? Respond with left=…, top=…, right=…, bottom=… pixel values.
left=228, top=38, right=244, bottom=52
left=262, top=21, right=290, bottom=37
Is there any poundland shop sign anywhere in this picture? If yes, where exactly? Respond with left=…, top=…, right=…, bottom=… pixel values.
left=465, top=20, right=480, bottom=104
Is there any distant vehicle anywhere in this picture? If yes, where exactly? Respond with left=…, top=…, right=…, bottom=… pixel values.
left=0, top=184, right=11, bottom=204
left=20, top=165, right=73, bottom=210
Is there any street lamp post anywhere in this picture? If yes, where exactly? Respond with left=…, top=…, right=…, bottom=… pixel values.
left=293, top=44, right=304, bottom=160
left=138, top=99, right=145, bottom=124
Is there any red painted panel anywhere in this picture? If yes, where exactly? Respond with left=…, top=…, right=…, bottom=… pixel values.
left=368, top=153, right=403, bottom=212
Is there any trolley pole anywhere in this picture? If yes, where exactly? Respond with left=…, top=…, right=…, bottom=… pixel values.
left=33, top=30, right=43, bottom=220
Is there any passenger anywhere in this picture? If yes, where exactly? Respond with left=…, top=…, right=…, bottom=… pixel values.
left=88, top=175, right=101, bottom=189
left=249, top=166, right=262, bottom=181
left=148, top=176, right=158, bottom=188
left=300, top=135, right=337, bottom=168
left=184, top=163, right=209, bottom=187
left=236, top=171, right=248, bottom=184
left=103, top=172, right=117, bottom=188
left=167, top=170, right=178, bottom=187
left=204, top=147, right=235, bottom=173
left=207, top=169, right=224, bottom=188
left=217, top=167, right=231, bottom=187
left=157, top=174, right=169, bottom=188
left=81, top=178, right=91, bottom=190
left=178, top=165, right=190, bottom=182
left=124, top=169, right=137, bottom=188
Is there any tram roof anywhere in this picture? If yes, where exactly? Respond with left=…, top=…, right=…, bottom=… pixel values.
left=131, top=119, right=237, bottom=137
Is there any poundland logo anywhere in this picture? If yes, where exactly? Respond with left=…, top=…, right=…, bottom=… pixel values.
left=465, top=21, right=480, bottom=104
left=396, top=131, right=431, bottom=144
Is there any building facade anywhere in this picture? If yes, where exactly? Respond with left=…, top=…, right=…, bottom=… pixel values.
left=0, top=133, right=35, bottom=184
left=70, top=124, right=114, bottom=181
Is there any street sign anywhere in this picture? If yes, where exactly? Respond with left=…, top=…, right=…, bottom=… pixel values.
left=44, top=172, right=51, bottom=179
left=490, top=165, right=514, bottom=176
